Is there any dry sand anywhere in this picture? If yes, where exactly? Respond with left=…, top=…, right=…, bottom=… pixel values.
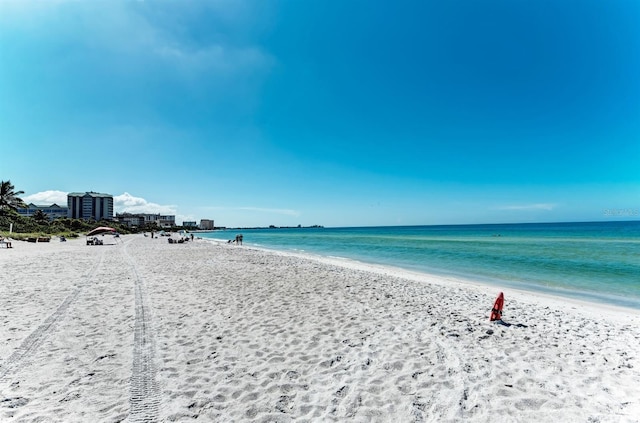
left=1, top=234, right=639, bottom=422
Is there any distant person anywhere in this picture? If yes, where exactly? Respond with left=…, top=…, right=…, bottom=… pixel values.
left=235, top=234, right=243, bottom=245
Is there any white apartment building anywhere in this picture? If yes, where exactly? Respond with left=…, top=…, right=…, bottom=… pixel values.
left=67, top=192, right=113, bottom=221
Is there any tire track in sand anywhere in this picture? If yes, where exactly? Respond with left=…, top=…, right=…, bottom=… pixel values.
left=0, top=249, right=106, bottom=382
left=122, top=240, right=159, bottom=422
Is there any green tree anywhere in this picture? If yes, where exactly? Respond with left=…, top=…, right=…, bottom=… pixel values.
left=0, top=180, right=27, bottom=213
left=144, top=222, right=159, bottom=232
left=32, top=209, right=49, bottom=225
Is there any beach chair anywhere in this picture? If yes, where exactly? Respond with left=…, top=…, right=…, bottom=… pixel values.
left=0, top=238, right=12, bottom=248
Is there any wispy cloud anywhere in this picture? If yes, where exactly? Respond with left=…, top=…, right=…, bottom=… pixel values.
left=238, top=207, right=301, bottom=217
left=494, top=203, right=556, bottom=211
left=202, top=206, right=300, bottom=217
left=2, top=1, right=274, bottom=82
left=79, top=2, right=275, bottom=79
left=154, top=43, right=274, bottom=76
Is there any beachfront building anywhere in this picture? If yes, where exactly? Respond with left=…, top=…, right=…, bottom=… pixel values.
left=115, top=212, right=175, bottom=228
left=156, top=214, right=175, bottom=228
left=183, top=221, right=197, bottom=229
left=67, top=192, right=113, bottom=221
left=17, top=203, right=69, bottom=220
left=200, top=219, right=214, bottom=230
left=138, top=213, right=175, bottom=228
left=115, top=213, right=145, bottom=228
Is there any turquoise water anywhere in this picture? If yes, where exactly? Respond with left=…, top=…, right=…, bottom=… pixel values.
left=199, top=221, right=640, bottom=309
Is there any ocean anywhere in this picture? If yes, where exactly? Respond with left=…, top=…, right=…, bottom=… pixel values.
left=199, top=221, right=640, bottom=309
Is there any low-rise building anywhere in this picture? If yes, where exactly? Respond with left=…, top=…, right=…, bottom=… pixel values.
left=115, top=213, right=175, bottom=228
left=182, top=221, right=197, bottom=228
left=115, top=213, right=145, bottom=228
left=157, top=215, right=176, bottom=228
left=17, top=203, right=69, bottom=220
left=200, top=219, right=215, bottom=230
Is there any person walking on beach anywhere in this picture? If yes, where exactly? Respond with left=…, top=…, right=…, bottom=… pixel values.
left=235, top=234, right=243, bottom=245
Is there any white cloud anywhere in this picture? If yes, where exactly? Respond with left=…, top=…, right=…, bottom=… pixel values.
left=495, top=203, right=556, bottom=211
left=113, top=192, right=176, bottom=215
left=23, top=190, right=68, bottom=205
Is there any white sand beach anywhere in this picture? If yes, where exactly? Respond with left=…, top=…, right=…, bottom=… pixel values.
left=1, top=234, right=639, bottom=422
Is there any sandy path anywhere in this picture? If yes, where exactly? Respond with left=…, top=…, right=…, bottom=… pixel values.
left=122, top=239, right=160, bottom=422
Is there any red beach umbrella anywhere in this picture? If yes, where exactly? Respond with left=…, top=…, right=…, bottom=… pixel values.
left=86, top=226, right=117, bottom=237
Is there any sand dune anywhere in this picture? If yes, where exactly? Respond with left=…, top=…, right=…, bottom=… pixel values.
left=1, top=235, right=639, bottom=422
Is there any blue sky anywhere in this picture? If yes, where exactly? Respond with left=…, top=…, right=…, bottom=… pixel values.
left=1, top=0, right=638, bottom=227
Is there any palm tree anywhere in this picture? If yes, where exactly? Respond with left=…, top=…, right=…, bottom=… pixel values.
left=0, top=180, right=27, bottom=212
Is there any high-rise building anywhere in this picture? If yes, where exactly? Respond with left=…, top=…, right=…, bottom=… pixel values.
left=67, top=192, right=114, bottom=221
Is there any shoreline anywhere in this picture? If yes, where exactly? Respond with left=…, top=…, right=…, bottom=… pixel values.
left=202, top=236, right=640, bottom=317
left=1, top=234, right=639, bottom=421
